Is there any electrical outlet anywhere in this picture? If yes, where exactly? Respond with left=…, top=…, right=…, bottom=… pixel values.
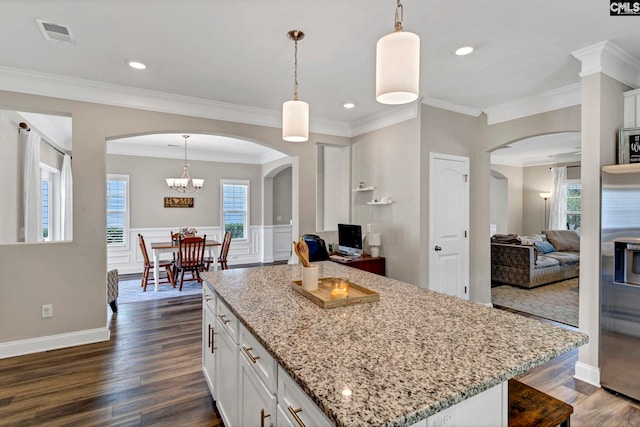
left=41, top=304, right=53, bottom=318
left=366, top=223, right=372, bottom=232
left=277, top=215, right=282, bottom=221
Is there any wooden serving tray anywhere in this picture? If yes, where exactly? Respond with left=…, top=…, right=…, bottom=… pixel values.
left=291, top=277, right=380, bottom=309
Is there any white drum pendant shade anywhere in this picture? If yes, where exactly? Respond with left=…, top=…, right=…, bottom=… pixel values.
left=282, top=99, right=309, bottom=142
left=376, top=30, right=420, bottom=105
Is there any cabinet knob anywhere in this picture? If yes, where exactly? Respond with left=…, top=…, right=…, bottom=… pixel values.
left=287, top=406, right=306, bottom=427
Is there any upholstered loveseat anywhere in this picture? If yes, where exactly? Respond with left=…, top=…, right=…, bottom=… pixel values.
left=491, top=230, right=580, bottom=289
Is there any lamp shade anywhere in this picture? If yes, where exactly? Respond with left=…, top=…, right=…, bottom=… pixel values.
left=539, top=192, right=552, bottom=199
left=368, top=233, right=381, bottom=247
left=282, top=100, right=309, bottom=142
left=376, top=30, right=420, bottom=105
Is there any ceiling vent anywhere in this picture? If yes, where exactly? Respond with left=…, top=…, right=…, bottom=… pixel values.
left=36, top=19, right=74, bottom=43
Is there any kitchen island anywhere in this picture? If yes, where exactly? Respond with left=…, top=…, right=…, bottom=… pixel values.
left=201, top=262, right=587, bottom=427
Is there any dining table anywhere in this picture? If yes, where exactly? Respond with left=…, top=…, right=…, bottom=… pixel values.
left=150, top=239, right=221, bottom=292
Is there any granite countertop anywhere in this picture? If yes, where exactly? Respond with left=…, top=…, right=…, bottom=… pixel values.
left=202, top=262, right=587, bottom=427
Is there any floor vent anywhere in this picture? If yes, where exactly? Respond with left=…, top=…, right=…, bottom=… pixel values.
left=36, top=19, right=74, bottom=43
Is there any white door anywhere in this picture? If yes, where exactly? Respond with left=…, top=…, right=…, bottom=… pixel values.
left=428, top=153, right=469, bottom=299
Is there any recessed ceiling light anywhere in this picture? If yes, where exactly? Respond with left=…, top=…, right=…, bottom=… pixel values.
left=455, top=46, right=474, bottom=56
left=127, top=60, right=147, bottom=70
left=343, top=103, right=355, bottom=109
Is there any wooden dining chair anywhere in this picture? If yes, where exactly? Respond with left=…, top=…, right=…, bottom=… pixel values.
left=138, top=233, right=176, bottom=291
left=176, top=235, right=207, bottom=290
left=204, top=231, right=232, bottom=271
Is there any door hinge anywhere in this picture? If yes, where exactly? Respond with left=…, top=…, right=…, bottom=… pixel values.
left=464, top=230, right=467, bottom=238
left=463, top=174, right=468, bottom=182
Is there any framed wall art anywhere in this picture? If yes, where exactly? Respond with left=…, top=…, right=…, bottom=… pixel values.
left=164, top=197, right=194, bottom=208
left=618, top=127, right=640, bottom=164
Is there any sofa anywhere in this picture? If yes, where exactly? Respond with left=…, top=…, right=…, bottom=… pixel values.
left=491, top=230, right=580, bottom=289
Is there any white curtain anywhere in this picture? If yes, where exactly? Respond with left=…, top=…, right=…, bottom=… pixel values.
left=23, top=132, right=42, bottom=242
left=549, top=166, right=567, bottom=230
left=61, top=154, right=73, bottom=240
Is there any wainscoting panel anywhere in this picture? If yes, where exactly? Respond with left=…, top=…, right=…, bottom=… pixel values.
left=108, top=225, right=291, bottom=274
left=274, top=225, right=293, bottom=261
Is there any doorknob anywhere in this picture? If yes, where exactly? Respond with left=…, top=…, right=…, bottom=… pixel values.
left=434, top=245, right=442, bottom=251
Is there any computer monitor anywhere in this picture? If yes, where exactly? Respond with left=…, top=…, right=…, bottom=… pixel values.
left=337, top=223, right=363, bottom=256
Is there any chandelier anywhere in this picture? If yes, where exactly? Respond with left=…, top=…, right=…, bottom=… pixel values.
left=165, top=135, right=204, bottom=193
left=376, top=0, right=420, bottom=105
left=282, top=29, right=309, bottom=142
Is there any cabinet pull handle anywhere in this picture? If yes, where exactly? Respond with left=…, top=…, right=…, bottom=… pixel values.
left=260, top=408, right=271, bottom=427
left=209, top=326, right=217, bottom=353
left=208, top=325, right=213, bottom=348
left=287, top=406, right=306, bottom=427
left=218, top=314, right=230, bottom=324
left=242, top=345, right=260, bottom=363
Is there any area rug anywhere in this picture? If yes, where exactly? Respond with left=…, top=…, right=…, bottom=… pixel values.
left=491, top=278, right=579, bottom=327
left=117, top=277, right=203, bottom=304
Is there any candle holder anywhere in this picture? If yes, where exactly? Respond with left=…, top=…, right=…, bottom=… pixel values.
left=330, top=278, right=350, bottom=299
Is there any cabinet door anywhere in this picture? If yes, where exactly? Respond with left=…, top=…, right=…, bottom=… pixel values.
left=214, top=323, right=239, bottom=427
left=202, top=304, right=216, bottom=399
left=239, top=353, right=277, bottom=427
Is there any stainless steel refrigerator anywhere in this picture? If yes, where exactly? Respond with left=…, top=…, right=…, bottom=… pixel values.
left=601, top=163, right=640, bottom=399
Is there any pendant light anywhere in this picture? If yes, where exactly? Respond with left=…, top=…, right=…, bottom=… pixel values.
left=376, top=0, right=420, bottom=105
left=282, top=29, right=309, bottom=142
left=165, top=135, right=204, bottom=193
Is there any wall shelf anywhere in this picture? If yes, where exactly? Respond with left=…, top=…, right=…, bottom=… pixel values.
left=352, top=186, right=375, bottom=192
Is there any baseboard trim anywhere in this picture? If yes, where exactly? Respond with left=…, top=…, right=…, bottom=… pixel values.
left=0, top=327, right=110, bottom=359
left=574, top=361, right=601, bottom=387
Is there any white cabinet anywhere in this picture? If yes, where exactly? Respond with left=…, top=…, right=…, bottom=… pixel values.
left=239, top=351, right=277, bottom=427
left=202, top=292, right=216, bottom=400
left=214, top=309, right=239, bottom=427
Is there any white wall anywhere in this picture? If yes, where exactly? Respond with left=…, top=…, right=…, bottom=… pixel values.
left=352, top=117, right=421, bottom=285
left=489, top=171, right=508, bottom=234
left=273, top=167, right=292, bottom=225
left=491, top=165, right=524, bottom=234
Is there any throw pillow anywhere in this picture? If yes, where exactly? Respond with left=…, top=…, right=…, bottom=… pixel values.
left=542, top=229, right=580, bottom=252
left=534, top=240, right=556, bottom=254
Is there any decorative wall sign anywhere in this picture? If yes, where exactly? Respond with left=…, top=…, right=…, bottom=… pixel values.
left=618, top=127, right=640, bottom=164
left=164, top=197, right=194, bottom=208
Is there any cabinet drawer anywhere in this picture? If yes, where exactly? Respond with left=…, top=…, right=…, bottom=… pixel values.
left=216, top=298, right=239, bottom=343
left=239, top=323, right=278, bottom=394
left=277, top=367, right=332, bottom=427
left=203, top=285, right=216, bottom=315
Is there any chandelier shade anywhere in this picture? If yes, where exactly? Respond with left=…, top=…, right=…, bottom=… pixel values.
left=282, top=99, right=309, bottom=142
left=282, top=29, right=309, bottom=142
left=376, top=0, right=420, bottom=105
left=165, top=135, right=204, bottom=193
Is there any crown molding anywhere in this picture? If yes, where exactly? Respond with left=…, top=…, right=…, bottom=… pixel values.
left=422, top=97, right=483, bottom=117
left=0, top=66, right=351, bottom=138
left=483, top=83, right=582, bottom=126
left=350, top=102, right=419, bottom=136
left=572, top=41, right=640, bottom=89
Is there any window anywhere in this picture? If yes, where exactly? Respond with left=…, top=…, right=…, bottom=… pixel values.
left=106, top=175, right=129, bottom=246
left=566, top=181, right=581, bottom=230
left=221, top=180, right=249, bottom=239
left=41, top=165, right=60, bottom=241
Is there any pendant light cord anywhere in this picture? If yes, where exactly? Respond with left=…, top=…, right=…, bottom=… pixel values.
left=394, top=0, right=404, bottom=32
left=293, top=36, right=299, bottom=101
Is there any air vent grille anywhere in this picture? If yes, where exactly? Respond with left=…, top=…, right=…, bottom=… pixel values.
left=36, top=19, right=74, bottom=43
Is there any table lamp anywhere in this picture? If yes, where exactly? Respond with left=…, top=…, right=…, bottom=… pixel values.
left=369, top=233, right=381, bottom=257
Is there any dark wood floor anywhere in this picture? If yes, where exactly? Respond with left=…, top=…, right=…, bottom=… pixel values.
left=0, top=295, right=222, bottom=427
left=1, top=294, right=639, bottom=426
